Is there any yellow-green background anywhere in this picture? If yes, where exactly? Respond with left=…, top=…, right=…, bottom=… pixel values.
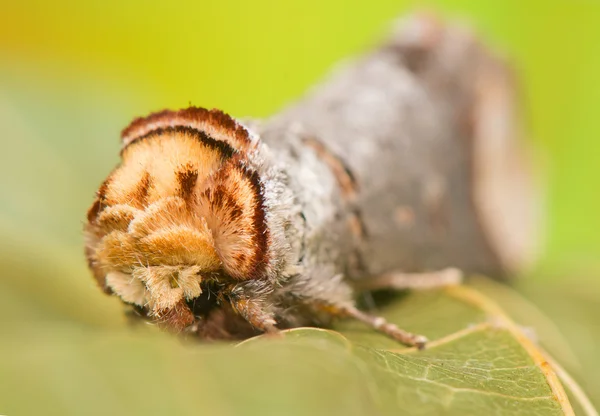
left=2, top=0, right=599, bottom=270
left=1, top=0, right=599, bottom=413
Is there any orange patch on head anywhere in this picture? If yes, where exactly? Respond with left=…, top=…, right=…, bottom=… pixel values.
left=137, top=226, right=220, bottom=268
left=105, top=128, right=234, bottom=207
left=84, top=106, right=270, bottom=329
left=199, top=160, right=269, bottom=280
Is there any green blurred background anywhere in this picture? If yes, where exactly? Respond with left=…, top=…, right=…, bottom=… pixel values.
left=1, top=0, right=599, bottom=269
left=1, top=0, right=599, bottom=414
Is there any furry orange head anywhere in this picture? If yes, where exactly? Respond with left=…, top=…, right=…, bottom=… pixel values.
left=84, top=108, right=270, bottom=329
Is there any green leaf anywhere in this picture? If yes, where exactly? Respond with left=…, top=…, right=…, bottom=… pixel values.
left=1, top=267, right=595, bottom=416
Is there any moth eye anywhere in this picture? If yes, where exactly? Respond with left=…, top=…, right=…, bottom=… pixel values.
left=199, top=160, right=269, bottom=280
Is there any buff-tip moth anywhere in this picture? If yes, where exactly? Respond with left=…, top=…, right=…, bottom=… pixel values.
left=85, top=107, right=461, bottom=347
left=84, top=16, right=536, bottom=348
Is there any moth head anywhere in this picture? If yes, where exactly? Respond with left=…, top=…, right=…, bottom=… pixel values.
left=84, top=107, right=269, bottom=329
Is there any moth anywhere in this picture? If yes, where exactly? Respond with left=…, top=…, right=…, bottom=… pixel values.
left=84, top=16, right=532, bottom=348
left=85, top=107, right=458, bottom=347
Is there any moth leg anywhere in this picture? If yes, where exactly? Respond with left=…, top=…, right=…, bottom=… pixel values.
left=227, top=292, right=279, bottom=334
left=353, top=267, right=463, bottom=292
left=319, top=302, right=427, bottom=349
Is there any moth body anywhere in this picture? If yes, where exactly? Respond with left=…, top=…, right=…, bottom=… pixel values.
left=84, top=17, right=534, bottom=347
left=85, top=107, right=358, bottom=337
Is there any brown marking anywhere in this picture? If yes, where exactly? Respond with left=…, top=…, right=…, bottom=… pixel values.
left=208, top=186, right=244, bottom=222
left=302, top=139, right=366, bottom=277
left=201, top=161, right=270, bottom=280
left=86, top=199, right=103, bottom=223
left=121, top=125, right=237, bottom=160
left=228, top=204, right=243, bottom=221
left=303, top=137, right=357, bottom=200
left=347, top=212, right=367, bottom=240
left=234, top=253, right=247, bottom=264
left=121, top=107, right=252, bottom=152
left=345, top=209, right=369, bottom=277
left=130, top=171, right=152, bottom=207
left=241, top=166, right=269, bottom=280
left=206, top=108, right=252, bottom=152
left=299, top=140, right=368, bottom=276
left=213, top=185, right=242, bottom=222
left=176, top=164, right=199, bottom=202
